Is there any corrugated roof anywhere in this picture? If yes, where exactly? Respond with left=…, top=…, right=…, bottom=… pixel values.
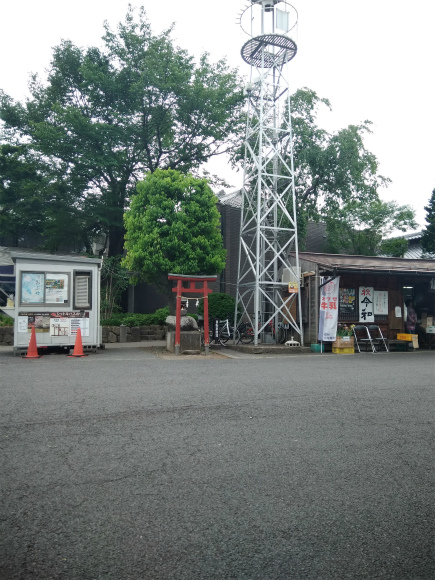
left=404, top=246, right=424, bottom=259
left=216, top=189, right=242, bottom=208
left=402, top=230, right=423, bottom=241
left=294, top=252, right=435, bottom=274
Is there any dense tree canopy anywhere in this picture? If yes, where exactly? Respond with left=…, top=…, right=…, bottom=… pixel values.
left=0, top=144, right=89, bottom=251
left=290, top=89, right=388, bottom=213
left=0, top=6, right=245, bottom=255
left=0, top=13, right=418, bottom=265
left=123, top=169, right=226, bottom=306
left=286, top=89, right=392, bottom=244
left=421, top=189, right=435, bottom=256
left=325, top=199, right=417, bottom=256
left=235, top=87, right=394, bottom=247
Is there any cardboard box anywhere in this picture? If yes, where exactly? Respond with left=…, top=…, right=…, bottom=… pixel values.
left=332, top=337, right=354, bottom=349
left=427, top=317, right=433, bottom=327
left=412, top=334, right=419, bottom=349
left=397, top=333, right=412, bottom=341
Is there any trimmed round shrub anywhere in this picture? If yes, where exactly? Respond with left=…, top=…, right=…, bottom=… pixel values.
left=197, top=293, right=240, bottom=324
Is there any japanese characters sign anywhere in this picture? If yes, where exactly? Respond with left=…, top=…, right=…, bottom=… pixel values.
left=373, top=290, right=388, bottom=315
left=339, top=288, right=356, bottom=316
left=18, top=312, right=50, bottom=332
left=45, top=273, right=68, bottom=304
left=359, top=286, right=375, bottom=322
left=21, top=273, right=44, bottom=304
left=17, top=311, right=89, bottom=336
left=318, top=276, right=340, bottom=341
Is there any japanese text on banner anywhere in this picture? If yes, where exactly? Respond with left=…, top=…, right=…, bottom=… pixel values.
left=318, top=277, right=340, bottom=341
left=359, top=286, right=375, bottom=322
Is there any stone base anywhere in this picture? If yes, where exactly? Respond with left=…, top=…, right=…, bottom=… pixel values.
left=166, top=331, right=201, bottom=354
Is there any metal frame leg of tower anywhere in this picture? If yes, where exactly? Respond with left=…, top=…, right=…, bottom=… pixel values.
left=235, top=45, right=303, bottom=346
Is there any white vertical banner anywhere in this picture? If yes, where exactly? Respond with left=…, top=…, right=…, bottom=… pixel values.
left=359, top=287, right=375, bottom=322
left=373, top=290, right=388, bottom=315
left=318, top=277, right=340, bottom=341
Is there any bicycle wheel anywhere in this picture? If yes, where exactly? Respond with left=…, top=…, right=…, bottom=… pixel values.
left=219, top=326, right=239, bottom=346
left=239, top=324, right=254, bottom=344
left=218, top=326, right=231, bottom=345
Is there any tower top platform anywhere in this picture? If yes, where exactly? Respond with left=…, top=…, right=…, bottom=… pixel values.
left=238, top=0, right=298, bottom=40
left=241, top=33, right=297, bottom=67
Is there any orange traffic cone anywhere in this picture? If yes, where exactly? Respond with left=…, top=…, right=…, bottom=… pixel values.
left=68, top=327, right=87, bottom=357
left=22, top=325, right=41, bottom=359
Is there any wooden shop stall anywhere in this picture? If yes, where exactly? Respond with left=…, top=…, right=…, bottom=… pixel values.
left=11, top=252, right=102, bottom=355
left=290, top=252, right=435, bottom=350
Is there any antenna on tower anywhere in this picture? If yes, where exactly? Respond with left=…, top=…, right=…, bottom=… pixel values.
left=235, top=0, right=303, bottom=347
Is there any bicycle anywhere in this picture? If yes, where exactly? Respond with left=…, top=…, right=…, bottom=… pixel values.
left=199, top=318, right=235, bottom=347
left=218, top=319, right=240, bottom=346
left=236, top=320, right=290, bottom=344
left=237, top=321, right=254, bottom=344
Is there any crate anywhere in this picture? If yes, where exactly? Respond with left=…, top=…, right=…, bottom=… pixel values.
left=332, top=337, right=354, bottom=349
left=332, top=346, right=354, bottom=354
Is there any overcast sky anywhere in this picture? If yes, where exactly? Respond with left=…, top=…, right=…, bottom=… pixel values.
left=1, top=0, right=434, bottom=228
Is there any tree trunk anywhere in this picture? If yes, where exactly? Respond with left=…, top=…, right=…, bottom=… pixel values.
left=108, top=225, right=126, bottom=257
left=167, top=278, right=177, bottom=315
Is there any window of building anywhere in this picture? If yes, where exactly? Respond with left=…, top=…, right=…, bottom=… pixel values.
left=74, top=271, right=92, bottom=309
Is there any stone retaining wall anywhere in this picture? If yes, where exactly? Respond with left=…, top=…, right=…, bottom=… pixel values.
left=102, top=325, right=167, bottom=343
left=0, top=326, right=13, bottom=346
left=0, top=325, right=166, bottom=346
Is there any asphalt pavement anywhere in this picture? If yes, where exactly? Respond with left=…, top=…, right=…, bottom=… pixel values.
left=0, top=344, right=434, bottom=580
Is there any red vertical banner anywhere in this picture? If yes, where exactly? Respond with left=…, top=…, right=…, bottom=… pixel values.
left=175, top=279, right=182, bottom=351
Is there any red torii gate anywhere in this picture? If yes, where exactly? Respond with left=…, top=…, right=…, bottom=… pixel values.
left=168, top=273, right=217, bottom=355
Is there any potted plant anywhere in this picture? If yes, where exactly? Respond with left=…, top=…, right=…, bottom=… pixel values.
left=333, top=324, right=355, bottom=349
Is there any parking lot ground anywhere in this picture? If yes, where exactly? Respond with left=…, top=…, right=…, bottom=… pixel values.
left=0, top=347, right=434, bottom=580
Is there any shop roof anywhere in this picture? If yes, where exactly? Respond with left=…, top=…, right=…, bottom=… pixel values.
left=11, top=251, right=101, bottom=265
left=294, top=252, right=435, bottom=276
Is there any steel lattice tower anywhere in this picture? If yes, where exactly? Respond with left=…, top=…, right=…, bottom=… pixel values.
left=235, top=0, right=303, bottom=345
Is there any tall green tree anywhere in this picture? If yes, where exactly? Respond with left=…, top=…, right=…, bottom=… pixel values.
left=288, top=89, right=391, bottom=244
left=0, top=6, right=245, bottom=256
left=234, top=87, right=392, bottom=247
left=421, top=189, right=435, bottom=256
left=100, top=255, right=131, bottom=320
left=123, top=169, right=226, bottom=310
left=0, top=143, right=89, bottom=251
left=325, top=199, right=417, bottom=256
